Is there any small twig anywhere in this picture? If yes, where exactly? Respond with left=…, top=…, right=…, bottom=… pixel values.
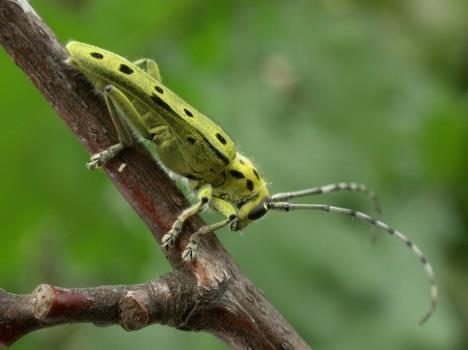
left=0, top=273, right=197, bottom=346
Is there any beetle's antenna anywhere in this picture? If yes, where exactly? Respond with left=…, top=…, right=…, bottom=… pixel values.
left=267, top=201, right=437, bottom=325
left=271, top=182, right=381, bottom=216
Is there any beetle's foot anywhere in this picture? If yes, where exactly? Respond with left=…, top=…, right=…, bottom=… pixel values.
left=87, top=144, right=124, bottom=170
left=162, top=225, right=181, bottom=249
left=182, top=240, right=198, bottom=262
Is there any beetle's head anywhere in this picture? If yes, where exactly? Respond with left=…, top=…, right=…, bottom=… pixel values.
left=230, top=187, right=271, bottom=231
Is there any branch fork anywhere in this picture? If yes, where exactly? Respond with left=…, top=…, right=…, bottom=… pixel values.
left=0, top=0, right=311, bottom=348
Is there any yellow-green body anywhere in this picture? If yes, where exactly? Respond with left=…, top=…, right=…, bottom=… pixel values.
left=66, top=42, right=271, bottom=259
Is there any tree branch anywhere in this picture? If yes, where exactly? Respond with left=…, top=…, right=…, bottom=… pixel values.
left=0, top=0, right=311, bottom=349
left=0, top=273, right=197, bottom=346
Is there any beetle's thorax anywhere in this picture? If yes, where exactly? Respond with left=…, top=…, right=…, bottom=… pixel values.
left=210, top=153, right=271, bottom=229
left=211, top=153, right=268, bottom=201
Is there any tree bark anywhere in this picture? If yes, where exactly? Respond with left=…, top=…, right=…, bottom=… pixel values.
left=0, top=1, right=311, bottom=349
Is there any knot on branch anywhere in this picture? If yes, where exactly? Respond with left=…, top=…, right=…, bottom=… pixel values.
left=195, top=270, right=232, bottom=309
left=119, top=291, right=149, bottom=331
left=32, top=284, right=54, bottom=319
left=169, top=270, right=233, bottom=330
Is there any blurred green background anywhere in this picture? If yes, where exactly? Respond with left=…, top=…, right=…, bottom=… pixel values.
left=1, top=0, right=468, bottom=349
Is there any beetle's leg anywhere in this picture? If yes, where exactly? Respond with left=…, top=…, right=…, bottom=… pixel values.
left=87, top=84, right=151, bottom=169
left=133, top=58, right=161, bottom=81
left=161, top=184, right=212, bottom=249
left=182, top=197, right=237, bottom=262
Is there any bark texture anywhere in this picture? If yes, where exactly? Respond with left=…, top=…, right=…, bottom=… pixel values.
left=0, top=1, right=311, bottom=349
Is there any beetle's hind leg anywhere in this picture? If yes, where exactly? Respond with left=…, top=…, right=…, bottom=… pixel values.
left=133, top=58, right=161, bottom=81
left=87, top=83, right=151, bottom=170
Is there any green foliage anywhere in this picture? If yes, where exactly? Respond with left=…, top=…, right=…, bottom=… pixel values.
left=1, top=0, right=467, bottom=349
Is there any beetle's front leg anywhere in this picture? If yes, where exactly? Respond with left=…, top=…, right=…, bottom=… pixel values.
left=161, top=184, right=212, bottom=249
left=182, top=197, right=237, bottom=262
left=88, top=84, right=150, bottom=169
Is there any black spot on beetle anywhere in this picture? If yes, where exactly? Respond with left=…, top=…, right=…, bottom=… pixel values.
left=216, top=133, right=227, bottom=145
left=246, top=179, right=254, bottom=191
left=236, top=195, right=258, bottom=209
left=187, top=137, right=196, bottom=144
left=184, top=108, right=193, bottom=117
left=184, top=174, right=200, bottom=181
left=229, top=170, right=245, bottom=179
left=154, top=86, right=164, bottom=94
left=252, top=169, right=260, bottom=180
left=90, top=52, right=103, bottom=59
left=236, top=200, right=247, bottom=209
left=151, top=93, right=176, bottom=114
left=119, top=64, right=134, bottom=75
left=200, top=134, right=230, bottom=165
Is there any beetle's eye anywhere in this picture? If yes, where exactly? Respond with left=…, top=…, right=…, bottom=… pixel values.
left=248, top=206, right=267, bottom=221
left=247, top=197, right=270, bottom=221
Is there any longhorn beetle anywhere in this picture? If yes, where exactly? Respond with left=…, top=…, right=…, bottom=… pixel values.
left=66, top=41, right=437, bottom=324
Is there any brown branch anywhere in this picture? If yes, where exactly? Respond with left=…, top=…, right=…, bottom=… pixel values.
left=0, top=272, right=197, bottom=346
left=0, top=0, right=311, bottom=349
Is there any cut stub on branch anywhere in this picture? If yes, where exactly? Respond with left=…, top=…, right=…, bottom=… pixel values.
left=0, top=274, right=199, bottom=346
left=120, top=290, right=150, bottom=331
left=33, top=284, right=94, bottom=320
